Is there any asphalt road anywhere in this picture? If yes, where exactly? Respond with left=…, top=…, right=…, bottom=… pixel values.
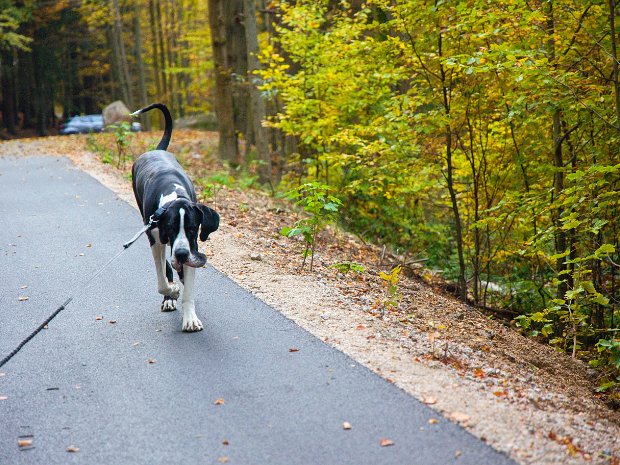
left=0, top=156, right=515, bottom=465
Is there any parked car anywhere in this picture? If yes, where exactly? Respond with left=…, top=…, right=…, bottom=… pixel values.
left=59, top=114, right=141, bottom=135
left=59, top=115, right=104, bottom=135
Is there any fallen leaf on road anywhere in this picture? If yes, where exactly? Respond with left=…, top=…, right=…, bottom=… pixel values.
left=379, top=438, right=395, bottom=447
left=147, top=359, right=157, bottom=364
left=342, top=421, right=352, bottom=430
left=66, top=446, right=79, bottom=452
left=18, top=296, right=29, bottom=301
left=217, top=456, right=229, bottom=463
left=17, top=438, right=33, bottom=447
left=213, top=398, right=225, bottom=405
left=289, top=348, right=299, bottom=352
left=423, top=396, right=438, bottom=405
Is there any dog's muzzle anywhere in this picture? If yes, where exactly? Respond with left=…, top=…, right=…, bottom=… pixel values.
left=171, top=251, right=207, bottom=272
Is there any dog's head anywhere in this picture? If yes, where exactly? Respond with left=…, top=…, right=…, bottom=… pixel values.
left=157, top=199, right=220, bottom=271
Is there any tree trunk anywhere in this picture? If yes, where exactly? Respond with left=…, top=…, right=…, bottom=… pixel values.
left=32, top=45, right=49, bottom=136
left=17, top=49, right=35, bottom=129
left=1, top=51, right=17, bottom=134
left=243, top=0, right=271, bottom=183
left=149, top=0, right=162, bottom=98
left=175, top=0, right=187, bottom=117
left=445, top=127, right=467, bottom=301
left=609, top=0, right=620, bottom=130
left=463, top=110, right=481, bottom=306
left=165, top=0, right=177, bottom=117
left=116, top=0, right=133, bottom=108
left=546, top=0, right=569, bottom=302
left=110, top=0, right=133, bottom=107
left=208, top=0, right=239, bottom=164
left=438, top=30, right=467, bottom=301
left=155, top=0, right=168, bottom=101
left=148, top=0, right=162, bottom=129
left=133, top=5, right=150, bottom=128
left=227, top=0, right=248, bottom=139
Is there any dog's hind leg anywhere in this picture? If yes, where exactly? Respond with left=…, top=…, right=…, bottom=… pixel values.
left=161, top=260, right=177, bottom=312
left=151, top=244, right=180, bottom=300
left=181, top=265, right=203, bottom=332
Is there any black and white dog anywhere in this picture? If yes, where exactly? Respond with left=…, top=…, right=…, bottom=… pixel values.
left=130, top=103, right=219, bottom=332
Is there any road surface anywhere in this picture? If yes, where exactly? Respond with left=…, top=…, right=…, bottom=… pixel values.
left=0, top=156, right=515, bottom=464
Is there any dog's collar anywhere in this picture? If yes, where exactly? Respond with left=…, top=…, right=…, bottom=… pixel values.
left=148, top=200, right=178, bottom=229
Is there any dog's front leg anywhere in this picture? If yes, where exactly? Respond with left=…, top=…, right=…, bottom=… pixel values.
left=151, top=244, right=180, bottom=299
left=181, top=265, right=203, bottom=332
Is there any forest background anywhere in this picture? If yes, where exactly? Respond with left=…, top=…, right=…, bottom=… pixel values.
left=0, top=0, right=619, bottom=386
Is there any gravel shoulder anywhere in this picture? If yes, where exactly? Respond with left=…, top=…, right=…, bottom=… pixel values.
left=1, top=134, right=618, bottom=465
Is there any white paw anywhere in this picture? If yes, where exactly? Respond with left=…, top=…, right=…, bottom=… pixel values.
left=168, top=282, right=181, bottom=299
left=182, top=315, right=203, bottom=332
left=158, top=282, right=181, bottom=299
left=161, top=299, right=177, bottom=312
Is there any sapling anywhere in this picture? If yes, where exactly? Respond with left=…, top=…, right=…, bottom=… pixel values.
left=379, top=265, right=403, bottom=316
left=280, top=182, right=342, bottom=271
left=109, top=121, right=134, bottom=168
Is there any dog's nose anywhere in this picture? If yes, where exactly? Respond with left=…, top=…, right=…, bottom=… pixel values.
left=175, top=248, right=190, bottom=263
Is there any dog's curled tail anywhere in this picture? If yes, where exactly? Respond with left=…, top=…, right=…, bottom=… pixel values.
left=130, top=103, right=172, bottom=151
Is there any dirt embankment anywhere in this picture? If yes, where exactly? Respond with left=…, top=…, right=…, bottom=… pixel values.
left=1, top=133, right=618, bottom=465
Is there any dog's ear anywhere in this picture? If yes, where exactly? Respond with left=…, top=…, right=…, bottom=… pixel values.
left=196, top=204, right=220, bottom=241
left=158, top=224, right=169, bottom=244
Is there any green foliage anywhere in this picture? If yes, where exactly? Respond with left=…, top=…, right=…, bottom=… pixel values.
left=591, top=337, right=620, bottom=392
left=594, top=338, right=620, bottom=370
left=0, top=9, right=32, bottom=51
left=331, top=260, right=366, bottom=275
left=85, top=133, right=114, bottom=164
left=260, top=0, right=620, bottom=378
left=280, top=182, right=342, bottom=270
left=195, top=167, right=259, bottom=207
left=195, top=176, right=225, bottom=207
